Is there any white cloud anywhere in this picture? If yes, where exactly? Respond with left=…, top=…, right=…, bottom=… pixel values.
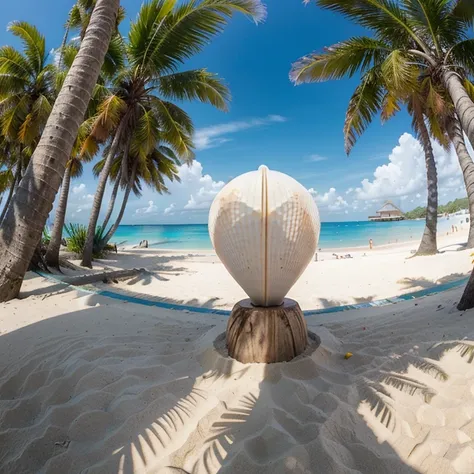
left=194, top=115, right=286, bottom=150
left=131, top=160, right=225, bottom=220
left=355, top=133, right=464, bottom=202
left=72, top=183, right=86, bottom=194
left=306, top=154, right=328, bottom=163
left=309, top=187, right=348, bottom=212
left=164, top=203, right=176, bottom=215
left=136, top=200, right=158, bottom=214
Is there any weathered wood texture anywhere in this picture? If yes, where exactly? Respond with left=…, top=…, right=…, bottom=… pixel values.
left=226, top=298, right=308, bottom=363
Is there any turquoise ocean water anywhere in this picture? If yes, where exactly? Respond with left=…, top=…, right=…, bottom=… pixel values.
left=112, top=218, right=460, bottom=250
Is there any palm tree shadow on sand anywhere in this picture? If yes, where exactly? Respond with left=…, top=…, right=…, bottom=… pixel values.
left=2, top=277, right=474, bottom=472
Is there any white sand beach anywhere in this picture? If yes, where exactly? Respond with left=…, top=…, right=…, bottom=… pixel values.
left=0, top=230, right=473, bottom=473
left=69, top=228, right=473, bottom=311
left=1, top=258, right=474, bottom=473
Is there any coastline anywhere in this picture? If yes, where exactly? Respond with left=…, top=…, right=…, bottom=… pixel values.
left=56, top=227, right=472, bottom=312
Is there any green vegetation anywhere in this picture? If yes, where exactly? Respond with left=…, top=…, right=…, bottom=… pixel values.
left=405, top=198, right=469, bottom=219
left=64, top=223, right=108, bottom=258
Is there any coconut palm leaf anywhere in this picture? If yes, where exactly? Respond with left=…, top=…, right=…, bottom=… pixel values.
left=315, top=0, right=424, bottom=48
left=290, top=37, right=390, bottom=84
left=344, top=68, right=384, bottom=154
left=156, top=69, right=230, bottom=111
left=8, top=21, right=46, bottom=74
left=152, top=98, right=195, bottom=160
left=130, top=0, right=265, bottom=74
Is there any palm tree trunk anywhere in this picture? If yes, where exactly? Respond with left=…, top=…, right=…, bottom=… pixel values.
left=0, top=164, right=20, bottom=224
left=444, top=71, right=474, bottom=149
left=448, top=116, right=474, bottom=248
left=0, top=0, right=119, bottom=302
left=101, top=168, right=122, bottom=231
left=99, top=161, right=137, bottom=250
left=81, top=117, right=126, bottom=267
left=45, top=165, right=72, bottom=268
left=415, top=118, right=438, bottom=256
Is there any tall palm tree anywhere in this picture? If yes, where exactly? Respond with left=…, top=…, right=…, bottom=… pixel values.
left=44, top=37, right=123, bottom=269
left=0, top=0, right=121, bottom=302
left=0, top=22, right=56, bottom=221
left=80, top=0, right=266, bottom=268
left=95, top=144, right=181, bottom=251
left=44, top=122, right=98, bottom=268
left=0, top=22, right=55, bottom=148
left=299, top=0, right=474, bottom=145
left=290, top=0, right=474, bottom=255
left=291, top=47, right=444, bottom=254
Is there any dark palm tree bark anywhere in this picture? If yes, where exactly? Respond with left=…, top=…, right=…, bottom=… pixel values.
left=101, top=168, right=122, bottom=231
left=0, top=164, right=20, bottom=224
left=81, top=117, right=126, bottom=267
left=45, top=165, right=72, bottom=268
left=98, top=161, right=137, bottom=250
left=444, top=71, right=474, bottom=149
left=0, top=0, right=119, bottom=302
left=448, top=116, right=474, bottom=248
left=415, top=118, right=438, bottom=256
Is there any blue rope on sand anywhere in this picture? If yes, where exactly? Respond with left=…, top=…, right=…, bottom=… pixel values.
left=35, top=271, right=468, bottom=317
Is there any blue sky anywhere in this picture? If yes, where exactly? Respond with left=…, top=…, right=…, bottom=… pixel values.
left=0, top=0, right=468, bottom=224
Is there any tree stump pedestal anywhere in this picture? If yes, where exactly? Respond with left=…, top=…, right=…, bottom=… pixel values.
left=226, top=298, right=308, bottom=364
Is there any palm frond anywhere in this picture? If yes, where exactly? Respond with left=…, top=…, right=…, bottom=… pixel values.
left=452, top=0, right=474, bottom=26
left=130, top=0, right=265, bottom=74
left=0, top=46, right=31, bottom=94
left=8, top=21, right=46, bottom=74
left=381, top=91, right=401, bottom=122
left=152, top=98, right=195, bottom=161
left=381, top=50, right=419, bottom=97
left=402, top=0, right=450, bottom=53
left=290, top=36, right=389, bottom=84
left=157, top=69, right=230, bottom=110
left=344, top=68, right=384, bottom=155
left=448, top=39, right=474, bottom=75
left=315, top=0, right=423, bottom=48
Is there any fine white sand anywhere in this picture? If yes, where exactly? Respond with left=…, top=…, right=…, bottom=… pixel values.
left=71, top=228, right=473, bottom=311
left=0, top=261, right=473, bottom=472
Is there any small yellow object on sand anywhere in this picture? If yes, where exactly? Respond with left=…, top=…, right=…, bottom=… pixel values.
left=344, top=352, right=353, bottom=360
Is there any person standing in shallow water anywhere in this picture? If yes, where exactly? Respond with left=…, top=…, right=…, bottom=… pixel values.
left=369, top=239, right=373, bottom=250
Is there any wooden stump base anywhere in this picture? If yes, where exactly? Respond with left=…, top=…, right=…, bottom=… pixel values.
left=226, top=298, right=308, bottom=364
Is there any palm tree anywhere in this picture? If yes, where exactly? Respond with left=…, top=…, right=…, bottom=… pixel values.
left=95, top=144, right=181, bottom=252
left=44, top=37, right=122, bottom=269
left=290, top=0, right=474, bottom=255
left=80, top=0, right=266, bottom=268
left=44, top=122, right=97, bottom=268
left=291, top=49, right=443, bottom=254
left=0, top=0, right=121, bottom=302
left=299, top=0, right=474, bottom=145
left=0, top=22, right=56, bottom=223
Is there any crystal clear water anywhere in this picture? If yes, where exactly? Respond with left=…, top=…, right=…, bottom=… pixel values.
left=112, top=217, right=463, bottom=250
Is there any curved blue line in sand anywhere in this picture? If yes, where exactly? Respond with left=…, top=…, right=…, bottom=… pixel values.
left=35, top=271, right=469, bottom=316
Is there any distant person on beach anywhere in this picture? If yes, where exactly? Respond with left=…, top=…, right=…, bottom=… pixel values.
left=369, top=239, right=373, bottom=250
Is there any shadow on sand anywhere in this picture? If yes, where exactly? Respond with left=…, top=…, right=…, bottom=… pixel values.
left=4, top=281, right=460, bottom=473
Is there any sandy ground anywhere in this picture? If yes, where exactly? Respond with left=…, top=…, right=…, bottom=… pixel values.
left=1, top=270, right=474, bottom=473
left=65, top=228, right=474, bottom=311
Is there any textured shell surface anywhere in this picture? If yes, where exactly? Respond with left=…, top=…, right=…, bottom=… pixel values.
left=208, top=165, right=320, bottom=306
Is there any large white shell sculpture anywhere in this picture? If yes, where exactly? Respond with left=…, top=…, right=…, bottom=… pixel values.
left=208, top=165, right=320, bottom=307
